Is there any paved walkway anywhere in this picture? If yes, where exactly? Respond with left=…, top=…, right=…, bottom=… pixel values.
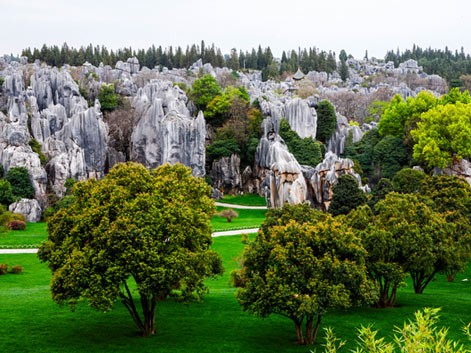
left=0, top=228, right=260, bottom=254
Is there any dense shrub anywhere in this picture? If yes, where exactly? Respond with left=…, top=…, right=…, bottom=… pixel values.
left=0, top=264, right=8, bottom=275
left=6, top=167, right=35, bottom=199
left=28, top=139, right=47, bottom=165
left=10, top=265, right=24, bottom=274
left=97, top=83, right=119, bottom=111
left=0, top=179, right=15, bottom=205
left=7, top=220, right=26, bottom=230
left=217, top=208, right=239, bottom=222
left=0, top=211, right=25, bottom=227
left=279, top=119, right=323, bottom=167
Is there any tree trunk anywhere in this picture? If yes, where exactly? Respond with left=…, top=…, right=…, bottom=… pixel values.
left=311, top=313, right=322, bottom=345
left=294, top=319, right=304, bottom=344
left=141, top=295, right=157, bottom=337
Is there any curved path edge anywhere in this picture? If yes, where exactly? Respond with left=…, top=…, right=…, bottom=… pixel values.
left=0, top=228, right=261, bottom=254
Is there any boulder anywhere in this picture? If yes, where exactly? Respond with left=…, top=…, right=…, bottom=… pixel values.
left=9, top=198, right=42, bottom=222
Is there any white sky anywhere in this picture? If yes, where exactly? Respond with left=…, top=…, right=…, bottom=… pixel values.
left=2, top=0, right=470, bottom=60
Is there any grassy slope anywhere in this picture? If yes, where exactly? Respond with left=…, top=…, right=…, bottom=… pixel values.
left=1, top=235, right=470, bottom=353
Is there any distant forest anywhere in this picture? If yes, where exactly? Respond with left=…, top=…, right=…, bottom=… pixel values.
left=385, top=45, right=471, bottom=83
left=19, top=42, right=471, bottom=83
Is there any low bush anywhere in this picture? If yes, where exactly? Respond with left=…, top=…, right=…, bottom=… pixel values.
left=0, top=264, right=8, bottom=275
left=10, top=265, right=24, bottom=274
left=217, top=208, right=239, bottom=222
left=8, top=220, right=26, bottom=230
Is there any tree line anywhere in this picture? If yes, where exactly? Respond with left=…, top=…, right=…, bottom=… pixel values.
left=20, top=42, right=338, bottom=78
left=385, top=44, right=471, bottom=83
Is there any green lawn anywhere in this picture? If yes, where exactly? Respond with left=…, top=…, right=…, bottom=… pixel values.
left=221, top=194, right=267, bottom=206
left=211, top=208, right=266, bottom=232
left=0, top=222, right=47, bottom=248
left=1, top=235, right=470, bottom=353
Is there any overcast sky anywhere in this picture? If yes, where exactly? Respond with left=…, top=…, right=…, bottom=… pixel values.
left=2, top=0, right=470, bottom=60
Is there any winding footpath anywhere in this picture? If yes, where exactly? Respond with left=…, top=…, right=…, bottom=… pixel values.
left=1, top=202, right=267, bottom=254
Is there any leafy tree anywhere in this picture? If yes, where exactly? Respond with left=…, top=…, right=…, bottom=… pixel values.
left=97, top=83, right=119, bottom=111
left=392, top=168, right=428, bottom=194
left=278, top=119, right=323, bottom=167
left=234, top=204, right=373, bottom=345
left=378, top=91, right=436, bottom=141
left=374, top=193, right=455, bottom=294
left=343, top=129, right=381, bottom=183
left=420, top=175, right=471, bottom=281
left=329, top=174, right=367, bottom=216
left=372, top=135, right=409, bottom=180
left=38, top=162, right=223, bottom=337
left=411, top=102, right=471, bottom=169
left=346, top=205, right=406, bottom=308
left=0, top=179, right=15, bottom=206
left=6, top=167, right=35, bottom=200
left=367, top=178, right=393, bottom=210
left=205, top=86, right=249, bottom=127
left=206, top=139, right=240, bottom=162
left=316, top=100, right=337, bottom=144
left=190, top=74, right=222, bottom=111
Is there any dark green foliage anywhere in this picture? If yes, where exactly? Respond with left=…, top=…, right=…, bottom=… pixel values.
left=385, top=45, right=471, bottom=83
left=0, top=179, right=15, bottom=206
left=392, top=168, right=428, bottom=194
left=372, top=135, right=408, bottom=179
left=0, top=164, right=3, bottom=177
left=6, top=167, right=35, bottom=200
left=329, top=174, right=367, bottom=216
left=278, top=119, right=323, bottom=167
left=339, top=60, right=349, bottom=82
left=97, top=84, right=119, bottom=111
left=368, top=178, right=393, bottom=210
left=343, top=129, right=381, bottom=181
left=28, top=139, right=47, bottom=165
left=206, top=139, right=240, bottom=162
left=316, top=100, right=337, bottom=144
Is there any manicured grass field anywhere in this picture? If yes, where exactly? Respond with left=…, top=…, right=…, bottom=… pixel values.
left=211, top=208, right=267, bottom=232
left=1, top=234, right=470, bottom=353
left=0, top=222, right=47, bottom=248
left=221, top=194, right=267, bottom=206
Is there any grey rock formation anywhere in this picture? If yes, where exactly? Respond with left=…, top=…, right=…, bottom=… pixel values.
left=439, top=158, right=471, bottom=185
left=255, top=126, right=308, bottom=208
left=211, top=154, right=241, bottom=193
left=328, top=113, right=363, bottom=155
left=30, top=65, right=87, bottom=117
left=284, top=98, right=317, bottom=139
left=9, top=199, right=42, bottom=222
left=131, top=80, right=206, bottom=176
left=310, top=152, right=362, bottom=210
left=44, top=107, right=108, bottom=196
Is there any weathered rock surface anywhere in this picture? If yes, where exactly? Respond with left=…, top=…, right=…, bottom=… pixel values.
left=310, top=152, right=362, bottom=210
left=131, top=80, right=206, bottom=176
left=255, top=124, right=308, bottom=208
left=9, top=199, right=42, bottom=222
left=211, top=154, right=241, bottom=193
left=328, top=113, right=363, bottom=155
